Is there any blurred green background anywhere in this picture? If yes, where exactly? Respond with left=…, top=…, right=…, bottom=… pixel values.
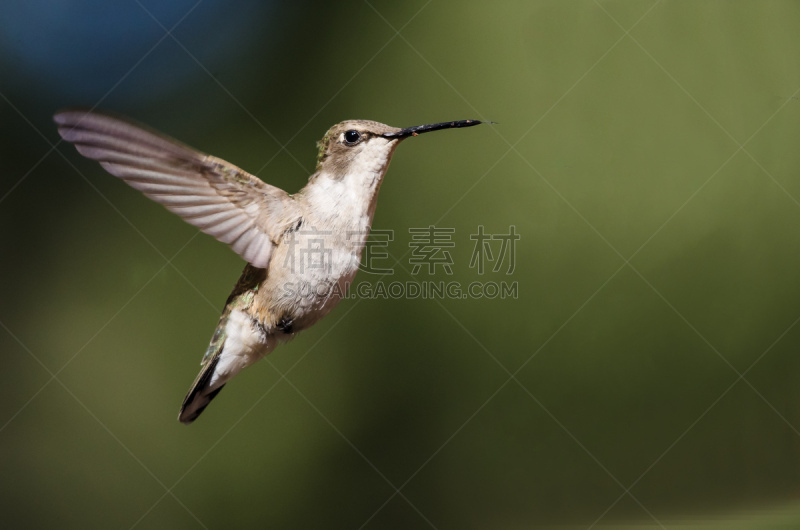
left=2, top=1, right=800, bottom=528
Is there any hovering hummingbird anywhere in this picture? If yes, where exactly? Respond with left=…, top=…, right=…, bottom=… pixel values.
left=54, top=109, right=485, bottom=423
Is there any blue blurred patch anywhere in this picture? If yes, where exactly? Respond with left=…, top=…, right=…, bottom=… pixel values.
left=0, top=0, right=276, bottom=101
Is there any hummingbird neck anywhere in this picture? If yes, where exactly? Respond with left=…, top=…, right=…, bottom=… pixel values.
left=303, top=139, right=398, bottom=227
left=302, top=169, right=385, bottom=230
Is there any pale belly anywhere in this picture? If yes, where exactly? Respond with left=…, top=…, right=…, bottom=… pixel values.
left=210, top=255, right=360, bottom=389
left=263, top=233, right=364, bottom=332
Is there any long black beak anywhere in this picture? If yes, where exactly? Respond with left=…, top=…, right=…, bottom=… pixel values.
left=382, top=119, right=484, bottom=139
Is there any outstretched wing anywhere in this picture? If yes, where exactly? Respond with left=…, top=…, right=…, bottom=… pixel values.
left=54, top=108, right=298, bottom=269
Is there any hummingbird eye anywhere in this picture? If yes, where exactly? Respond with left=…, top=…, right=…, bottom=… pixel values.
left=343, top=130, right=361, bottom=146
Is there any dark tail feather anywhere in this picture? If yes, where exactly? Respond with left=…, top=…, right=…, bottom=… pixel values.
left=178, top=355, right=225, bottom=424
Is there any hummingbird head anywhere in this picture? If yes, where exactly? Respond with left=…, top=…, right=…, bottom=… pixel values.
left=313, top=119, right=484, bottom=182
left=314, top=120, right=402, bottom=178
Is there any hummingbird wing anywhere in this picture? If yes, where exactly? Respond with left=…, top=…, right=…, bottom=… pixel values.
left=53, top=108, right=298, bottom=269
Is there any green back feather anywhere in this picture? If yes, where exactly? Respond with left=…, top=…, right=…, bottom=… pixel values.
left=201, top=264, right=266, bottom=365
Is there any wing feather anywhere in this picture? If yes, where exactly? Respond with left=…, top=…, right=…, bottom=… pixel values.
left=54, top=108, right=299, bottom=269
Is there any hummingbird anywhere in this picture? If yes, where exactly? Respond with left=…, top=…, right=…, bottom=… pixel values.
left=53, top=108, right=484, bottom=423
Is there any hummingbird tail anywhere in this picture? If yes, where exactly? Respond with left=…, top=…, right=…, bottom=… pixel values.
left=178, top=354, right=227, bottom=424
left=178, top=265, right=268, bottom=424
